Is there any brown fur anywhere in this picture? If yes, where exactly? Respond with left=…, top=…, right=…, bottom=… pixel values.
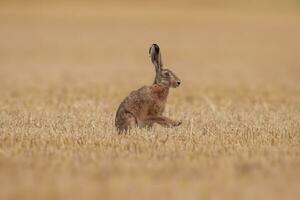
left=115, top=44, right=181, bottom=133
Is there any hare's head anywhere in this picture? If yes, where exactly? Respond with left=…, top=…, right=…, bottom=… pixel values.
left=149, top=44, right=181, bottom=88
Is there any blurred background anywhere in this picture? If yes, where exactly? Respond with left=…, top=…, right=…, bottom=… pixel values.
left=0, top=0, right=299, bottom=91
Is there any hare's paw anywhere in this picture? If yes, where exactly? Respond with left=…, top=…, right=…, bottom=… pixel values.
left=172, top=120, right=182, bottom=127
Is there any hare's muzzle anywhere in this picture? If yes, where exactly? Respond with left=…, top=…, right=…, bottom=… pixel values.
left=173, top=80, right=181, bottom=88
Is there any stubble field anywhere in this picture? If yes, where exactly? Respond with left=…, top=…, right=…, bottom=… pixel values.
left=0, top=1, right=300, bottom=200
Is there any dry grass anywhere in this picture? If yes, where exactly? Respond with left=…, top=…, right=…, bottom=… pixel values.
left=0, top=1, right=300, bottom=200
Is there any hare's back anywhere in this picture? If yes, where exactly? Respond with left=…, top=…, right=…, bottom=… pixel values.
left=117, top=85, right=151, bottom=113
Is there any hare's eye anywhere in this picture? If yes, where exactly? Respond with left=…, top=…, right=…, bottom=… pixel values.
left=164, top=72, right=170, bottom=76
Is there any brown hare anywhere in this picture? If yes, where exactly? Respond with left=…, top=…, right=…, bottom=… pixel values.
left=115, top=44, right=181, bottom=133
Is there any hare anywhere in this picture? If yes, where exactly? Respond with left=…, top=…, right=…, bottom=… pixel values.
left=115, top=44, right=181, bottom=133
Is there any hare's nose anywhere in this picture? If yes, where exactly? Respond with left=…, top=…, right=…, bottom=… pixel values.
left=177, top=81, right=181, bottom=85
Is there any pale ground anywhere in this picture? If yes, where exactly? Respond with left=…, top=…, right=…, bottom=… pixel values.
left=0, top=1, right=300, bottom=200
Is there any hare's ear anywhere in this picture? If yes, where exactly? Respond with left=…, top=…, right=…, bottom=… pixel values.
left=149, top=44, right=163, bottom=72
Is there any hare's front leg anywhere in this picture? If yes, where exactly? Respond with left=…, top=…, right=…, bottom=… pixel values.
left=145, top=116, right=181, bottom=127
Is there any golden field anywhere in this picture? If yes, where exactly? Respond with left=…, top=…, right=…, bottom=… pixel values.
left=0, top=1, right=300, bottom=200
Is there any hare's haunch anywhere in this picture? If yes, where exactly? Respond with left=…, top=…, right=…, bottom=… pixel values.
left=115, top=44, right=181, bottom=133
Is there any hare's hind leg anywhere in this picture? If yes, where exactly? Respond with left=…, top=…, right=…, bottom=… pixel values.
left=116, top=111, right=137, bottom=133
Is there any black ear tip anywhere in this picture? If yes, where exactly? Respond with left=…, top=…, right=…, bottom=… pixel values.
left=153, top=44, right=160, bottom=50
left=149, top=44, right=160, bottom=54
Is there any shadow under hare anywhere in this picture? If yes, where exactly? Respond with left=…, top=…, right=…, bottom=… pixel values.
left=115, top=44, right=181, bottom=133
